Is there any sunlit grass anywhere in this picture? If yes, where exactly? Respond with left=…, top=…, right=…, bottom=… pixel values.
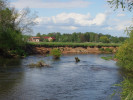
left=28, top=42, right=121, bottom=47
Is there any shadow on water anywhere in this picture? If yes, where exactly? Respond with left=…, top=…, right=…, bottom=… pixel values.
left=0, top=54, right=123, bottom=100
left=0, top=57, right=24, bottom=100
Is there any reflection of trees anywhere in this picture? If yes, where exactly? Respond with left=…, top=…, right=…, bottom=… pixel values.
left=0, top=72, right=24, bottom=93
left=0, top=57, right=24, bottom=97
left=0, top=57, right=21, bottom=67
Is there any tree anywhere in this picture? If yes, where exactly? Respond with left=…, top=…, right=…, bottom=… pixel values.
left=0, top=0, right=37, bottom=56
left=110, top=36, right=119, bottom=43
left=100, top=36, right=110, bottom=43
left=108, top=0, right=133, bottom=11
left=36, top=33, right=41, bottom=37
left=108, top=1, right=133, bottom=99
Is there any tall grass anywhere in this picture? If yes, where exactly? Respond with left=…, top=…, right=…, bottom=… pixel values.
left=28, top=42, right=121, bottom=47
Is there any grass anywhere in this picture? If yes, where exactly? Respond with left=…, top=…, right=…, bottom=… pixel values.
left=28, top=42, right=121, bottom=47
left=101, top=56, right=114, bottom=60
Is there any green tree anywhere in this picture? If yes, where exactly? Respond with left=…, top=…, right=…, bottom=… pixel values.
left=108, top=0, right=133, bottom=99
left=110, top=36, right=119, bottom=43
left=36, top=33, right=41, bottom=37
left=100, top=36, right=110, bottom=43
left=0, top=0, right=37, bottom=56
left=116, top=30, right=133, bottom=71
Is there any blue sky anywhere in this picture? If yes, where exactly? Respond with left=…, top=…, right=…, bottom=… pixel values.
left=10, top=0, right=132, bottom=36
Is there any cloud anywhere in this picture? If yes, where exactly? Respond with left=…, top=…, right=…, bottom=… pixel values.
left=104, top=26, right=113, bottom=30
left=103, top=20, right=131, bottom=31
left=117, top=13, right=126, bottom=17
left=35, top=12, right=107, bottom=27
left=11, top=0, right=90, bottom=8
left=34, top=12, right=130, bottom=36
left=46, top=26, right=78, bottom=30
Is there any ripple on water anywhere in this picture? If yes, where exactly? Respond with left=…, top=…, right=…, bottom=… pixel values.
left=0, top=54, right=121, bottom=100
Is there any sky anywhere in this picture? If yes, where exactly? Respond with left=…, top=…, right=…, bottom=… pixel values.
left=10, top=0, right=133, bottom=36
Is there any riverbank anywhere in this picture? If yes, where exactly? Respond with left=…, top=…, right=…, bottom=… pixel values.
left=0, top=42, right=120, bottom=58
left=26, top=42, right=119, bottom=55
left=27, top=46, right=118, bottom=55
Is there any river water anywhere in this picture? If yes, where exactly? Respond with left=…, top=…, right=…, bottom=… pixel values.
left=0, top=54, right=122, bottom=100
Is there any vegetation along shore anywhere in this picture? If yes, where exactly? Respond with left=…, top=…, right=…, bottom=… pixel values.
left=0, top=0, right=133, bottom=100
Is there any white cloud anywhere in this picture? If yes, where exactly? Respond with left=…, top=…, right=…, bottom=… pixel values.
left=103, top=19, right=131, bottom=31
left=45, top=25, right=78, bottom=30
left=11, top=0, right=90, bottom=8
left=92, top=13, right=106, bottom=26
left=34, top=12, right=131, bottom=36
left=60, top=26, right=78, bottom=30
left=104, top=26, right=113, bottom=30
left=35, top=12, right=107, bottom=27
left=117, top=13, right=126, bottom=17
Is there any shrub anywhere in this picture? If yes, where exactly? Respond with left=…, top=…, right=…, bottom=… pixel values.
left=105, top=48, right=113, bottom=52
left=116, top=78, right=133, bottom=100
left=101, top=56, right=113, bottom=60
left=51, top=48, right=61, bottom=59
left=99, top=48, right=104, bottom=52
left=10, top=48, right=27, bottom=57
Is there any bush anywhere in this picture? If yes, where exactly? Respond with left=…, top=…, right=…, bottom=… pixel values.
left=51, top=48, right=61, bottom=59
left=10, top=48, right=27, bottom=57
left=116, top=78, right=133, bottom=100
left=105, top=48, right=113, bottom=52
left=116, top=30, right=133, bottom=71
left=99, top=48, right=104, bottom=52
left=100, top=36, right=110, bottom=43
left=101, top=56, right=113, bottom=60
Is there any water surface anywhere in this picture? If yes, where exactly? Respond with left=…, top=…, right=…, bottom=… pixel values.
left=0, top=54, right=122, bottom=100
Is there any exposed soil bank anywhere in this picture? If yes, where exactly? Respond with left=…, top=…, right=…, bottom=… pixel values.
left=26, top=45, right=118, bottom=55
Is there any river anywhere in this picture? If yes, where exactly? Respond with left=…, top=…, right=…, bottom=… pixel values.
left=0, top=54, right=122, bottom=100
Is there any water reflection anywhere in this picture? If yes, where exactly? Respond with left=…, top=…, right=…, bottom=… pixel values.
left=0, top=54, right=122, bottom=100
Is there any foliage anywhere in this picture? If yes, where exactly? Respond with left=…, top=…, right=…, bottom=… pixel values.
left=99, top=48, right=105, bottom=52
left=100, top=36, right=110, bottom=43
left=0, top=7, right=24, bottom=53
left=116, top=78, right=133, bottom=100
left=36, top=33, right=41, bottom=37
left=29, top=42, right=121, bottom=47
left=108, top=0, right=133, bottom=99
left=51, top=48, right=61, bottom=59
left=105, top=48, right=113, bottom=52
left=108, top=0, right=133, bottom=11
left=37, top=32, right=127, bottom=43
left=99, top=48, right=113, bottom=53
left=101, top=56, right=113, bottom=60
left=10, top=48, right=27, bottom=57
left=0, top=0, right=37, bottom=57
left=115, top=30, right=133, bottom=99
left=116, top=30, right=133, bottom=71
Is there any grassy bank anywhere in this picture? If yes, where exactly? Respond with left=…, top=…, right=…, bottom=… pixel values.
left=28, top=42, right=121, bottom=47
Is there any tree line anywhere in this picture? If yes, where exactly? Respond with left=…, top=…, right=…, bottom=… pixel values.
left=36, top=32, right=128, bottom=43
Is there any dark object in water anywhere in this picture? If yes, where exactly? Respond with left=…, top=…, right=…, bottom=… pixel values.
left=75, top=57, right=80, bottom=62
